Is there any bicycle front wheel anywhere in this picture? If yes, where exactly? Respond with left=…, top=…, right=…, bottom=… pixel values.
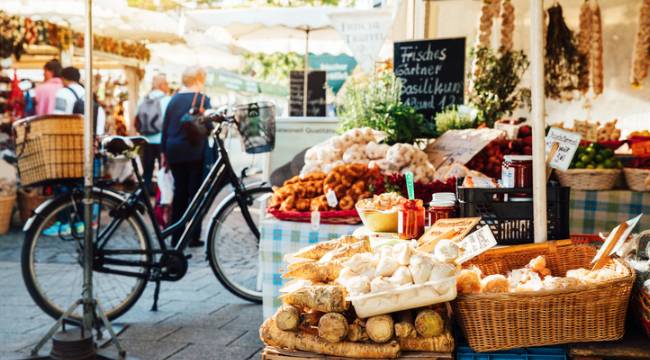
left=22, top=190, right=151, bottom=321
left=207, top=186, right=271, bottom=303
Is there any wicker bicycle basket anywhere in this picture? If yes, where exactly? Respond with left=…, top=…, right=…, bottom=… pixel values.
left=624, top=167, right=650, bottom=192
left=555, top=169, right=621, bottom=190
left=453, top=241, right=635, bottom=352
left=13, top=115, right=84, bottom=186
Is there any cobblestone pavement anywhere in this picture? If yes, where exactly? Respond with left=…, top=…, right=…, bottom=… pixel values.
left=0, top=223, right=264, bottom=360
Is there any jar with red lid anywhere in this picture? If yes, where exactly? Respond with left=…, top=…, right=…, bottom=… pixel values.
left=427, top=193, right=457, bottom=228
left=501, top=155, right=533, bottom=188
left=398, top=199, right=425, bottom=240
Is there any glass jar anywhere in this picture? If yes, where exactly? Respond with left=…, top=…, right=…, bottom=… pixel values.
left=427, top=193, right=457, bottom=227
left=398, top=199, right=425, bottom=240
left=501, top=155, right=533, bottom=188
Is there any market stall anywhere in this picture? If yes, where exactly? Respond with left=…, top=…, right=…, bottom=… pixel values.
left=256, top=0, right=650, bottom=359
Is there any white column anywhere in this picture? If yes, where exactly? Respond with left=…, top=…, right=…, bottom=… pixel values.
left=530, top=0, right=547, bottom=243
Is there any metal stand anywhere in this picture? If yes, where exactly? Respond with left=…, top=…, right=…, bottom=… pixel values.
left=23, top=1, right=132, bottom=359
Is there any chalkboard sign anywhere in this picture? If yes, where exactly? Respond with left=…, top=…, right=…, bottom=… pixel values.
left=394, top=38, right=466, bottom=131
left=289, top=70, right=327, bottom=117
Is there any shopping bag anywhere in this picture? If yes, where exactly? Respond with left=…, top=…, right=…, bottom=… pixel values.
left=157, top=168, right=174, bottom=205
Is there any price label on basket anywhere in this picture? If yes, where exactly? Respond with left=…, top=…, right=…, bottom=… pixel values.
left=545, top=128, right=582, bottom=171
left=592, top=214, right=642, bottom=270
left=457, top=225, right=498, bottom=264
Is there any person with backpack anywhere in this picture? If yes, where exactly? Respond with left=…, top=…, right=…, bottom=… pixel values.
left=136, top=73, right=170, bottom=193
left=53, top=66, right=106, bottom=136
left=44, top=67, right=106, bottom=237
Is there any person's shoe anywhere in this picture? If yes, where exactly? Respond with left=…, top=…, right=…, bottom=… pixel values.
left=188, top=240, right=205, bottom=248
left=42, top=222, right=71, bottom=237
left=73, top=222, right=85, bottom=234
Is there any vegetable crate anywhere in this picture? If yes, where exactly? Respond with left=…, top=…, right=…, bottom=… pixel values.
left=454, top=242, right=635, bottom=352
left=13, top=115, right=84, bottom=186
left=456, top=182, right=570, bottom=245
left=456, top=345, right=567, bottom=360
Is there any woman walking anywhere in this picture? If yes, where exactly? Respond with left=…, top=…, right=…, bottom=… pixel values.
left=161, top=66, right=211, bottom=247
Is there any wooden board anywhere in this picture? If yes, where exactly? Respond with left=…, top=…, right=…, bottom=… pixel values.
left=262, top=347, right=452, bottom=360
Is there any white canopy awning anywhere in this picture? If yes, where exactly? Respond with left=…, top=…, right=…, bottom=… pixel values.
left=0, top=0, right=183, bottom=43
left=183, top=6, right=353, bottom=55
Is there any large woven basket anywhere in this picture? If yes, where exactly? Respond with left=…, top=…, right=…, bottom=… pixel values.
left=0, top=194, right=16, bottom=234
left=13, top=115, right=84, bottom=186
left=454, top=241, right=635, bottom=352
left=555, top=169, right=621, bottom=190
left=624, top=167, right=650, bottom=192
left=17, top=188, right=52, bottom=223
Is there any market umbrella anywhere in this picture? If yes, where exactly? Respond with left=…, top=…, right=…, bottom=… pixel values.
left=185, top=6, right=352, bottom=116
left=0, top=0, right=183, bottom=43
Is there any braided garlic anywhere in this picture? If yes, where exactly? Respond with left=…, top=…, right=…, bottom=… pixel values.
left=590, top=1, right=604, bottom=95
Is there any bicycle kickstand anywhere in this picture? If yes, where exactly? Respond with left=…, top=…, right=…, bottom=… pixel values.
left=151, top=279, right=161, bottom=312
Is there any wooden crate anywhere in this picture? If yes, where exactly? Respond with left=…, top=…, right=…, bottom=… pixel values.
left=261, top=347, right=452, bottom=360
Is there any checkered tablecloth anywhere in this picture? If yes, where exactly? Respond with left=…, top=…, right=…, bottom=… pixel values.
left=259, top=217, right=361, bottom=319
left=570, top=190, right=650, bottom=234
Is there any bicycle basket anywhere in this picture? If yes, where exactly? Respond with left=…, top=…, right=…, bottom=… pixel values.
left=13, top=114, right=84, bottom=186
left=234, top=102, right=276, bottom=154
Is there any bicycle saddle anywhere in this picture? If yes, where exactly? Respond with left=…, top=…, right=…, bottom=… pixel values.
left=102, top=136, right=149, bottom=158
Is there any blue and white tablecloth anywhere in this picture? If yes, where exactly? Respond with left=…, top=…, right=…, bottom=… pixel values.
left=570, top=190, right=650, bottom=234
left=259, top=217, right=361, bottom=319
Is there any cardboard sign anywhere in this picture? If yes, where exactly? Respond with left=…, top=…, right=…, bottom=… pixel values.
left=289, top=70, right=327, bottom=117
left=545, top=128, right=582, bottom=171
left=425, top=128, right=506, bottom=168
left=591, top=214, right=642, bottom=268
left=417, top=217, right=481, bottom=253
left=456, top=225, right=498, bottom=264
left=394, top=38, right=466, bottom=131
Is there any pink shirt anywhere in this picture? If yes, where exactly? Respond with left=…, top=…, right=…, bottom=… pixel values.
left=34, top=77, right=63, bottom=116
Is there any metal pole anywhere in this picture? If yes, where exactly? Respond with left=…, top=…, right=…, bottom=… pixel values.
left=82, top=0, right=96, bottom=331
left=303, top=28, right=310, bottom=117
left=531, top=0, right=547, bottom=243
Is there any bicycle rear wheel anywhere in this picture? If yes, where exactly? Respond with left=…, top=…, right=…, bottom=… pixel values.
left=207, top=186, right=271, bottom=303
left=22, top=190, right=151, bottom=321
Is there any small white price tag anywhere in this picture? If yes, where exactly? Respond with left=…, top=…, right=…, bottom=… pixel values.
left=457, top=225, right=498, bottom=264
left=310, top=211, right=321, bottom=230
left=325, top=189, right=338, bottom=208
left=545, top=128, right=582, bottom=171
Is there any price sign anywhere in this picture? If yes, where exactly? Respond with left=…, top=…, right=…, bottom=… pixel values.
left=456, top=225, right=498, bottom=264
left=545, top=128, right=582, bottom=171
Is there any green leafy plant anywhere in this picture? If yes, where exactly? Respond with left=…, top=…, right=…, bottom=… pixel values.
left=435, top=105, right=477, bottom=135
left=338, top=71, right=429, bottom=144
left=468, top=47, right=530, bottom=127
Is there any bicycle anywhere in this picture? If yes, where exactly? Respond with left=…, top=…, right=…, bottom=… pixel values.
left=20, top=103, right=275, bottom=321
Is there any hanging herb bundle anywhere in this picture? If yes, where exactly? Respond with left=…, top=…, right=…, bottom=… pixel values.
left=468, top=47, right=530, bottom=127
left=545, top=3, right=583, bottom=101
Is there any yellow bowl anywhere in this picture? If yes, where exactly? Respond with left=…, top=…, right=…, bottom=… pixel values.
left=356, top=206, right=398, bottom=233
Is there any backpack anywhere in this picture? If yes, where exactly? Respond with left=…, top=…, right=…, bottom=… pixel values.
left=135, top=95, right=163, bottom=135
left=67, top=87, right=99, bottom=134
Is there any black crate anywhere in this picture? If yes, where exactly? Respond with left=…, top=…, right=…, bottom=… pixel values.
left=456, top=180, right=570, bottom=245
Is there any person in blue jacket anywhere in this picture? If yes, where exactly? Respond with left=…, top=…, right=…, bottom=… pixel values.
left=161, top=66, right=211, bottom=247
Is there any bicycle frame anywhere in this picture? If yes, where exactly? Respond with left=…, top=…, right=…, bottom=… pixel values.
left=97, top=122, right=260, bottom=271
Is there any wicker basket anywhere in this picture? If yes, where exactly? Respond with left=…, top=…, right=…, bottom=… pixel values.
left=555, top=169, right=621, bottom=190
left=13, top=115, right=84, bottom=186
left=454, top=241, right=635, bottom=352
left=17, top=188, right=52, bottom=223
left=624, top=167, right=650, bottom=192
left=0, top=194, right=16, bottom=235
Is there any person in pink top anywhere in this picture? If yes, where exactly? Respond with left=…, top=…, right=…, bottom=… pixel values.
left=34, top=59, right=63, bottom=116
